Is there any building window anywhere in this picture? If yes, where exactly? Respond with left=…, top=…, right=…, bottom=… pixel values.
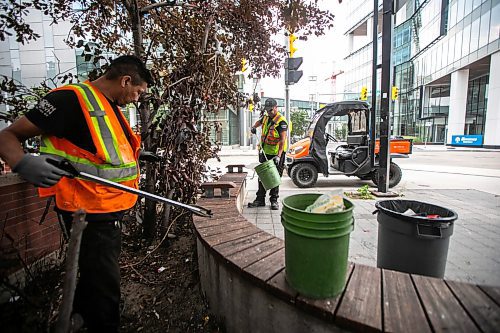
left=465, top=75, right=489, bottom=135
left=489, top=0, right=500, bottom=43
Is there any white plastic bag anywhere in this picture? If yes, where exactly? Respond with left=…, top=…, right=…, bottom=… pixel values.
left=305, top=190, right=345, bottom=214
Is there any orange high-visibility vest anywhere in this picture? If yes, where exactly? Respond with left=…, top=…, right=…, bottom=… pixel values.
left=38, top=81, right=141, bottom=213
left=260, top=112, right=288, bottom=155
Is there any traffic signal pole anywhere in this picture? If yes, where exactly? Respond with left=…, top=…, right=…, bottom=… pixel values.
left=378, top=0, right=394, bottom=193
left=285, top=84, right=291, bottom=150
left=370, top=0, right=378, bottom=168
left=285, top=34, right=291, bottom=151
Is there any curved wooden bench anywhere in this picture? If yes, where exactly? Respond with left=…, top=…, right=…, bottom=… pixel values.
left=193, top=172, right=500, bottom=333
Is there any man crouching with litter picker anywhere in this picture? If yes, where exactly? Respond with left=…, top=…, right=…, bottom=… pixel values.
left=248, top=98, right=288, bottom=210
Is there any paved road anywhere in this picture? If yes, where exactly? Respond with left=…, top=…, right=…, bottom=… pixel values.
left=211, top=148, right=500, bottom=195
left=209, top=148, right=500, bottom=286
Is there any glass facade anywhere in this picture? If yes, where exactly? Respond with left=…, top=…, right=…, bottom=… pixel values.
left=342, top=0, right=499, bottom=143
left=392, top=0, right=499, bottom=142
left=465, top=75, right=489, bottom=135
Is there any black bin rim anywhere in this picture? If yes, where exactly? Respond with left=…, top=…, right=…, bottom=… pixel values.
left=375, top=199, right=458, bottom=224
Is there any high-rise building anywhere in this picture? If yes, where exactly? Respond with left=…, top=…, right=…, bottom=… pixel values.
left=0, top=6, right=141, bottom=133
left=341, top=0, right=500, bottom=148
left=0, top=11, right=78, bottom=89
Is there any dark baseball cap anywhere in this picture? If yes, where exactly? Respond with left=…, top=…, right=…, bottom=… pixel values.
left=264, top=98, right=277, bottom=110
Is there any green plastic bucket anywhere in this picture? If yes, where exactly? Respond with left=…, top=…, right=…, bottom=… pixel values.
left=282, top=193, right=354, bottom=299
left=255, top=159, right=281, bottom=190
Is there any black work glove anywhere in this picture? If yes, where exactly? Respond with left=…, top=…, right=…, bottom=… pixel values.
left=250, top=127, right=257, bottom=135
left=139, top=150, right=160, bottom=163
left=13, top=154, right=71, bottom=188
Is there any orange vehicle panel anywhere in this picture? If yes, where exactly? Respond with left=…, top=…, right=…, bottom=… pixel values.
left=375, top=139, right=412, bottom=154
left=287, top=138, right=412, bottom=159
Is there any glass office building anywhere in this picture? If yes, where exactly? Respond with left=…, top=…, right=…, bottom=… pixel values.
left=342, top=0, right=500, bottom=147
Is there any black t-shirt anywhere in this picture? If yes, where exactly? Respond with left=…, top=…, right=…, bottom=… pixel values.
left=275, top=119, right=288, bottom=134
left=26, top=90, right=131, bottom=222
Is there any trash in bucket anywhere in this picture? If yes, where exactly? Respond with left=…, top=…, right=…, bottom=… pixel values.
left=375, top=200, right=458, bottom=278
left=255, top=160, right=281, bottom=190
left=282, top=193, right=354, bottom=299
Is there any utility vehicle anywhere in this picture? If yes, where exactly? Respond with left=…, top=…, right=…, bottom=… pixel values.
left=285, top=101, right=412, bottom=188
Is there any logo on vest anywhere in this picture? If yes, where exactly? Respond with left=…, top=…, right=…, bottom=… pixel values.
left=37, top=99, right=57, bottom=117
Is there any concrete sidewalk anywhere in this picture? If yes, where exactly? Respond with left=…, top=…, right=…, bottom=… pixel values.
left=242, top=183, right=500, bottom=287
left=217, top=146, right=259, bottom=157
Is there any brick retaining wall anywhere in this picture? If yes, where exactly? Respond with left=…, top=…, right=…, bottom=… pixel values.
left=0, top=174, right=61, bottom=278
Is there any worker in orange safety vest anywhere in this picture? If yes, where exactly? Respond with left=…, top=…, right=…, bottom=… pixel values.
left=0, top=55, right=156, bottom=332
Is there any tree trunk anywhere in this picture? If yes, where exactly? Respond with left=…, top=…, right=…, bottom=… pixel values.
left=127, top=0, right=157, bottom=241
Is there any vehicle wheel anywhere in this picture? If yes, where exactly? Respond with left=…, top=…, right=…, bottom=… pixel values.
left=290, top=163, right=318, bottom=188
left=371, top=162, right=403, bottom=188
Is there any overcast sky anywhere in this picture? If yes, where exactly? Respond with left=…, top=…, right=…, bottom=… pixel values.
left=257, top=0, right=347, bottom=103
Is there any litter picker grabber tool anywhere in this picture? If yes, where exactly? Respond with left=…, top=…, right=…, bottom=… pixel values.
left=48, top=159, right=212, bottom=218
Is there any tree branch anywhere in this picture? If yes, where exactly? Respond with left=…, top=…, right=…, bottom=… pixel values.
left=140, top=1, right=194, bottom=14
left=201, top=17, right=214, bottom=52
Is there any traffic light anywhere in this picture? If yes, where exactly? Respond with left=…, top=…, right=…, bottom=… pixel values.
left=241, top=58, right=248, bottom=72
left=360, top=86, right=368, bottom=100
left=392, top=86, right=399, bottom=101
left=288, top=33, right=298, bottom=57
left=285, top=57, right=303, bottom=85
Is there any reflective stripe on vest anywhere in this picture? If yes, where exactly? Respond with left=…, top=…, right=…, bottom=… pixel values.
left=261, top=113, right=287, bottom=154
left=71, top=82, right=122, bottom=166
left=40, top=138, right=138, bottom=182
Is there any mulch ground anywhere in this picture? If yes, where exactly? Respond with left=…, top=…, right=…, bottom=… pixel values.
left=0, top=212, right=223, bottom=332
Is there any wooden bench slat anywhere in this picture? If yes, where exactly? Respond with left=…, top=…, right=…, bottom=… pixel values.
left=193, top=211, right=240, bottom=225
left=336, top=264, right=382, bottom=332
left=244, top=248, right=285, bottom=282
left=198, top=221, right=251, bottom=238
left=267, top=269, right=298, bottom=302
left=447, top=281, right=500, bottom=333
left=479, top=285, right=500, bottom=306
left=209, top=209, right=243, bottom=217
left=296, top=262, right=354, bottom=321
left=226, top=237, right=284, bottom=269
left=222, top=172, right=246, bottom=177
left=195, top=215, right=246, bottom=229
left=412, top=275, right=480, bottom=333
left=201, top=181, right=237, bottom=189
left=383, top=270, right=431, bottom=333
left=215, top=231, right=275, bottom=257
left=204, top=225, right=261, bottom=247
left=196, top=199, right=235, bottom=208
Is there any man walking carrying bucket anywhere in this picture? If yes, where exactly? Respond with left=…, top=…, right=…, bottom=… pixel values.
left=249, top=98, right=288, bottom=210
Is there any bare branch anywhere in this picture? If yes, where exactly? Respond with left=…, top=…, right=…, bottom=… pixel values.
left=140, top=1, right=195, bottom=14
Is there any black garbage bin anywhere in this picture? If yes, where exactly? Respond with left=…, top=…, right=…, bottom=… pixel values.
left=375, top=200, right=458, bottom=278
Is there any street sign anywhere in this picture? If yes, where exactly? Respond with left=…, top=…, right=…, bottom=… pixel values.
left=451, top=135, right=483, bottom=147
